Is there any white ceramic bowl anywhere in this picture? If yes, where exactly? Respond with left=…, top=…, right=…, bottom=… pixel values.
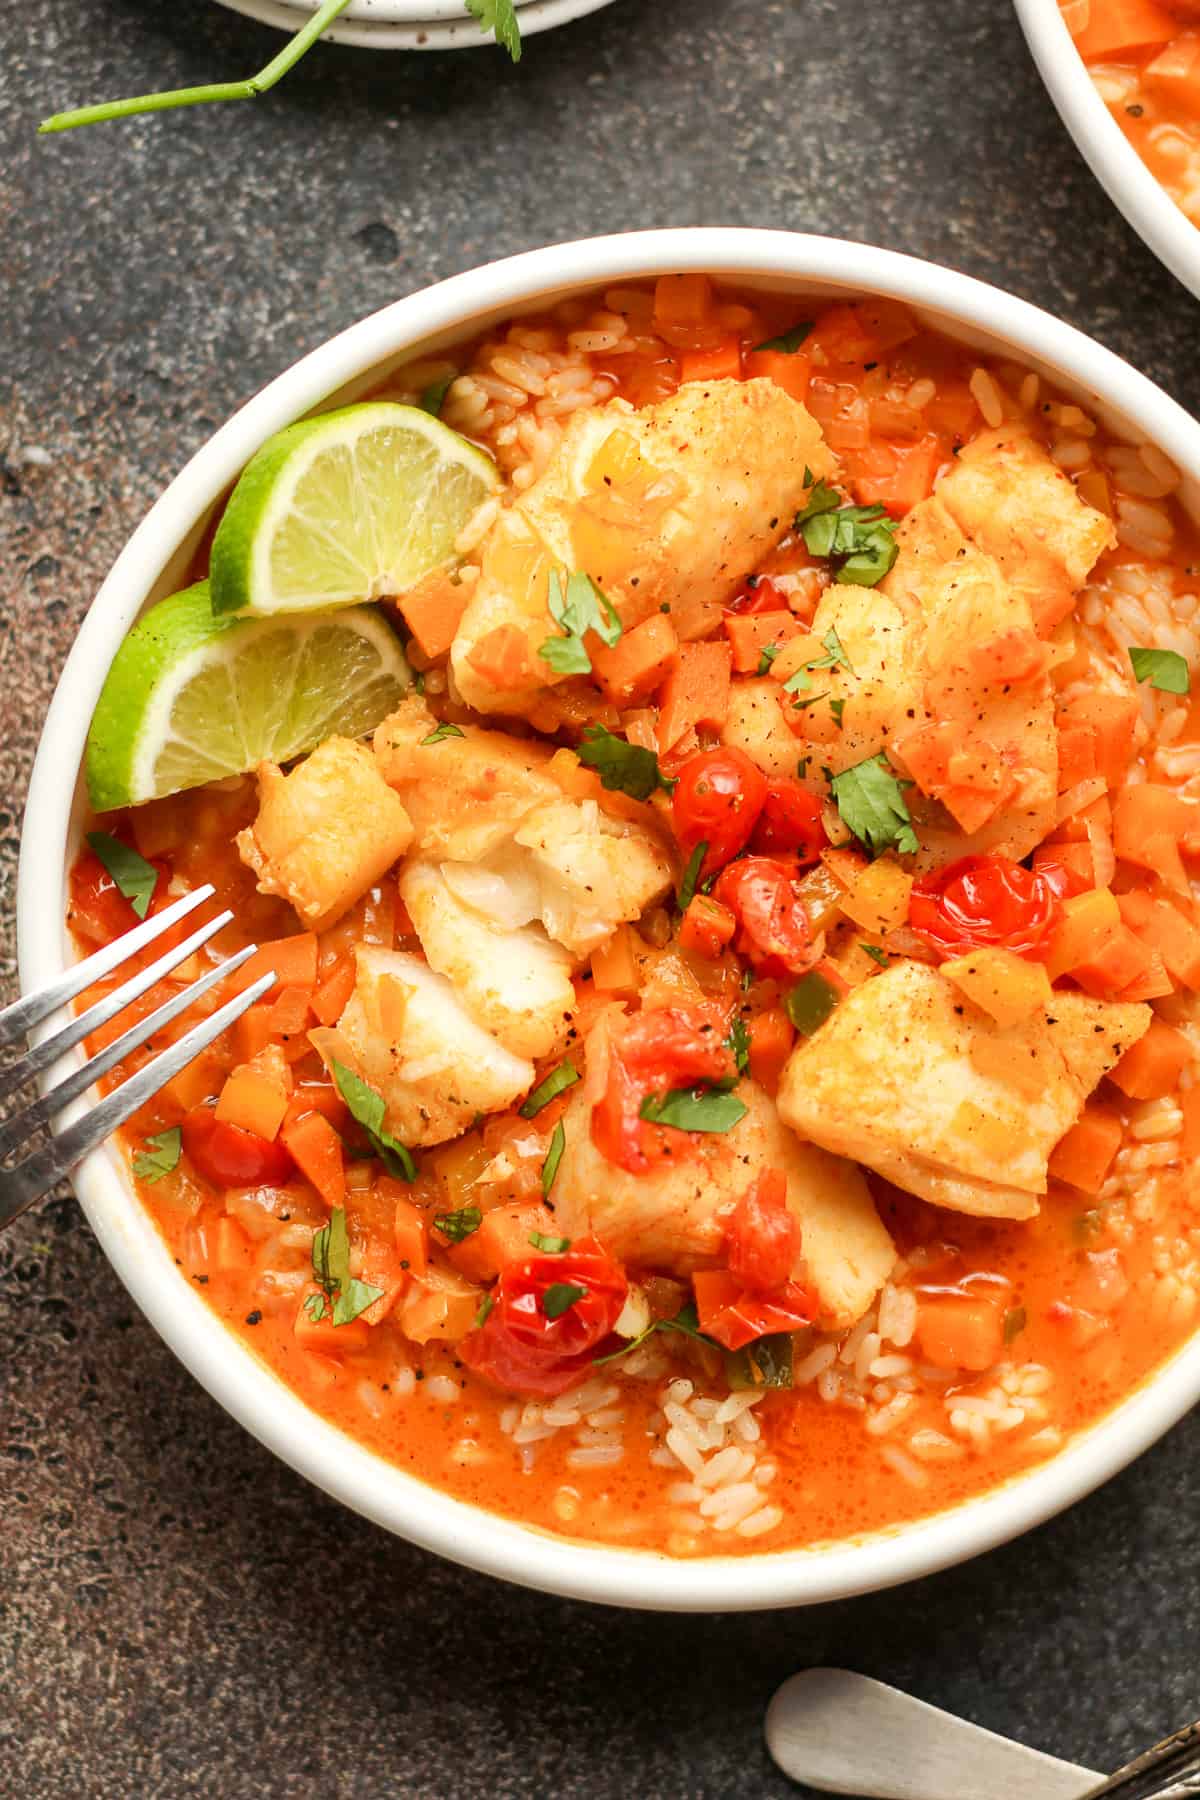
left=215, top=0, right=619, bottom=49
left=19, top=228, right=1200, bottom=1611
left=1014, top=0, right=1200, bottom=301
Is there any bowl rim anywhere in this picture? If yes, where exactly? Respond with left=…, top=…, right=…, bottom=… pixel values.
left=1012, top=0, right=1200, bottom=302
left=214, top=0, right=619, bottom=49
left=19, top=226, right=1200, bottom=1612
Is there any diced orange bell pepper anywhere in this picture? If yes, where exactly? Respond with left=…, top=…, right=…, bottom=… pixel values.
left=743, top=347, right=812, bottom=403
left=280, top=1111, right=346, bottom=1208
left=311, top=953, right=357, bottom=1027
left=657, top=641, right=732, bottom=747
left=1071, top=0, right=1175, bottom=60
left=723, top=609, right=804, bottom=675
left=293, top=1284, right=369, bottom=1354
left=746, top=1006, right=796, bottom=1094
left=1117, top=889, right=1200, bottom=989
left=1047, top=1106, right=1124, bottom=1194
left=591, top=923, right=641, bottom=996
left=589, top=613, right=680, bottom=704
left=1056, top=721, right=1098, bottom=791
left=391, top=1193, right=429, bottom=1276
left=678, top=895, right=737, bottom=959
left=678, top=338, right=742, bottom=384
left=240, top=933, right=319, bottom=998
left=1058, top=692, right=1138, bottom=787
left=1110, top=1017, right=1191, bottom=1101
left=1071, top=923, right=1156, bottom=997
left=915, top=1296, right=1004, bottom=1373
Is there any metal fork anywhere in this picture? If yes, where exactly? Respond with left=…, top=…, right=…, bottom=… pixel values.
left=0, top=884, right=272, bottom=1233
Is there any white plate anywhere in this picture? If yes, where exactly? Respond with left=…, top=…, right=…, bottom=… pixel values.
left=216, top=0, right=618, bottom=47
left=1013, top=0, right=1200, bottom=302
left=20, top=230, right=1200, bottom=1612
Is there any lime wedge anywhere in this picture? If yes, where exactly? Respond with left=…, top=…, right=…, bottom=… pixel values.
left=209, top=401, right=499, bottom=617
left=85, top=582, right=411, bottom=810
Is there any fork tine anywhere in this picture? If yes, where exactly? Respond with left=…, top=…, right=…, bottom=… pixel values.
left=0, top=943, right=259, bottom=1162
left=0, top=907, right=237, bottom=1106
left=0, top=967, right=276, bottom=1232
left=0, top=883, right=216, bottom=1051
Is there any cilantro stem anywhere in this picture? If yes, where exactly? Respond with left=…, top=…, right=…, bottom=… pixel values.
left=38, top=0, right=355, bottom=134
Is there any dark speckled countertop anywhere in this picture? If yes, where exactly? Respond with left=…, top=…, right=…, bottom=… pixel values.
left=3, top=2, right=1200, bottom=1794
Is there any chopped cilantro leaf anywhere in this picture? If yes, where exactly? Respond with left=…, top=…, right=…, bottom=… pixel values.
left=830, top=754, right=919, bottom=857
left=782, top=667, right=812, bottom=696
left=754, top=322, right=813, bottom=354
left=543, top=1281, right=586, bottom=1321
left=757, top=643, right=782, bottom=676
left=332, top=1061, right=418, bottom=1181
left=829, top=698, right=846, bottom=729
left=529, top=1230, right=572, bottom=1253
left=538, top=570, right=622, bottom=675
left=808, top=627, right=853, bottom=674
left=726, top=1013, right=751, bottom=1076
left=578, top=724, right=674, bottom=799
left=678, top=841, right=707, bottom=912
left=639, top=1085, right=748, bottom=1132
left=85, top=831, right=159, bottom=920
left=311, top=1206, right=384, bottom=1327
left=420, top=722, right=466, bottom=746
left=541, top=1120, right=566, bottom=1197
left=419, top=372, right=455, bottom=417
left=520, top=1061, right=580, bottom=1118
left=862, top=943, right=890, bottom=967
left=434, top=1205, right=483, bottom=1244
left=463, top=0, right=522, bottom=59
left=794, top=479, right=842, bottom=526
left=798, top=499, right=900, bottom=587
left=132, top=1127, right=181, bottom=1184
left=1129, top=646, right=1190, bottom=694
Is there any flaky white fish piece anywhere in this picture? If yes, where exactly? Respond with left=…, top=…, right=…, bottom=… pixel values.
left=236, top=736, right=413, bottom=933
left=450, top=377, right=835, bottom=716
left=309, top=946, right=533, bottom=1148
left=552, top=1079, right=895, bottom=1330
left=777, top=960, right=1150, bottom=1219
left=398, top=859, right=575, bottom=1062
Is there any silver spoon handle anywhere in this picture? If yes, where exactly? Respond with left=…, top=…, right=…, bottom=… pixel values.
left=1086, top=1722, right=1200, bottom=1798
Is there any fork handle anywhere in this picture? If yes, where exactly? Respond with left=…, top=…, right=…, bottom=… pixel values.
left=1087, top=1722, right=1200, bottom=1797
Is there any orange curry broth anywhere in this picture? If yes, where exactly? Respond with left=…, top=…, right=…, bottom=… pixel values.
left=70, top=283, right=1200, bottom=1554
left=1066, top=0, right=1200, bottom=222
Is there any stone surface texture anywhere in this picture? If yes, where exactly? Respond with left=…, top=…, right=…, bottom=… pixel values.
left=3, top=1, right=1200, bottom=1795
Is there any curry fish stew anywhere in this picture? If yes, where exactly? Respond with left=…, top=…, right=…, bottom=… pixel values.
left=73, top=279, right=1200, bottom=1556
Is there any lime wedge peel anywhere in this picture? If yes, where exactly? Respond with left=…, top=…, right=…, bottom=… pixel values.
left=209, top=401, right=499, bottom=618
left=85, top=582, right=411, bottom=811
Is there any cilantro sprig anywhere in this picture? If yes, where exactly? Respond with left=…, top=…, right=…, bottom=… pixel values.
left=332, top=1062, right=417, bottom=1182
left=577, top=725, right=675, bottom=800
left=829, top=754, right=919, bottom=857
left=132, top=1127, right=181, bottom=1184
left=86, top=832, right=159, bottom=920
left=538, top=571, right=622, bottom=675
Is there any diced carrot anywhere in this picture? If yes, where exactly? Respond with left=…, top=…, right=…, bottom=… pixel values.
left=280, top=1111, right=346, bottom=1208
left=233, top=1002, right=277, bottom=1066
left=848, top=433, right=942, bottom=518
left=1047, top=1106, right=1124, bottom=1193
left=447, top=1202, right=555, bottom=1283
left=657, top=640, right=733, bottom=747
left=806, top=299, right=917, bottom=365
left=311, top=954, right=357, bottom=1026
left=743, top=347, right=812, bottom=403
left=240, top=933, right=319, bottom=998
left=267, top=985, right=312, bottom=1037
left=165, top=1049, right=227, bottom=1113
left=216, top=1068, right=290, bottom=1141
left=1071, top=0, right=1175, bottom=59
left=1056, top=721, right=1098, bottom=791
left=678, top=895, right=737, bottom=959
left=1181, top=1087, right=1200, bottom=1160
left=1114, top=782, right=1199, bottom=865
left=1033, top=841, right=1095, bottom=893
left=1144, top=30, right=1200, bottom=117
left=1058, top=691, right=1138, bottom=786
left=1043, top=887, right=1121, bottom=982
left=678, top=338, right=742, bottom=384
left=212, top=1215, right=253, bottom=1272
left=1118, top=888, right=1200, bottom=988
left=466, top=622, right=532, bottom=691
left=391, top=1194, right=429, bottom=1277
left=293, top=1285, right=369, bottom=1354
left=723, top=609, right=804, bottom=675
left=283, top=1082, right=347, bottom=1133
left=591, top=923, right=641, bottom=996
left=915, top=1296, right=1004, bottom=1372
left=1117, top=948, right=1174, bottom=1002
left=396, top=568, right=470, bottom=662
left=589, top=613, right=680, bottom=703
left=1071, top=923, right=1156, bottom=997
left=1110, top=1017, right=1191, bottom=1100
left=653, top=273, right=714, bottom=329
left=746, top=1006, right=796, bottom=1094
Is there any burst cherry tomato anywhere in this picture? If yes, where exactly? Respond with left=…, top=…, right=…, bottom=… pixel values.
left=591, top=1006, right=735, bottom=1175
left=725, top=1169, right=799, bottom=1293
left=749, top=781, right=827, bottom=863
left=460, top=1240, right=628, bottom=1397
left=68, top=847, right=166, bottom=948
left=724, top=574, right=794, bottom=615
left=712, top=857, right=816, bottom=979
left=181, top=1105, right=295, bottom=1189
left=694, top=1267, right=816, bottom=1351
left=909, top=855, right=1062, bottom=961
left=672, top=747, right=768, bottom=880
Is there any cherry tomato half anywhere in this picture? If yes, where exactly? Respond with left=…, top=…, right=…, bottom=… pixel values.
left=68, top=847, right=166, bottom=949
left=725, top=1169, right=799, bottom=1293
left=591, top=1006, right=735, bottom=1175
left=181, top=1105, right=295, bottom=1189
left=712, top=857, right=816, bottom=979
left=908, top=855, right=1062, bottom=961
left=672, top=747, right=768, bottom=880
left=724, top=574, right=795, bottom=616
left=460, top=1240, right=628, bottom=1397
left=749, top=781, right=827, bottom=863
left=694, top=1268, right=816, bottom=1352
